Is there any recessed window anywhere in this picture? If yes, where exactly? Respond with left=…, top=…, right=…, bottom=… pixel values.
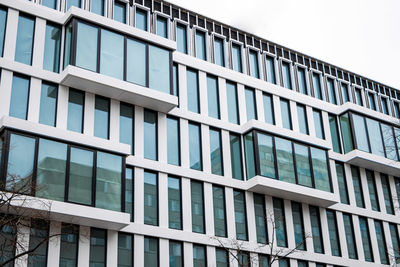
left=144, top=237, right=159, bottom=267
left=76, top=22, right=98, bottom=72
left=213, top=186, right=226, bottom=237
left=296, top=67, right=307, bottom=95
left=144, top=171, right=158, bottom=226
left=94, top=96, right=110, bottom=139
left=126, top=38, right=146, bottom=86
left=294, top=143, right=312, bottom=187
left=329, top=114, right=341, bottom=153
left=309, top=205, right=324, bottom=254
left=167, top=116, right=180, bottom=166
left=10, top=74, right=30, bottom=120
left=216, top=248, right=229, bottom=267
left=313, top=109, right=325, bottom=139
left=114, top=1, right=127, bottom=23
left=187, top=69, right=200, bottom=113
left=15, top=14, right=35, bottom=65
left=135, top=8, right=148, bottom=31
left=263, top=93, right=275, bottom=125
left=193, top=245, right=207, bottom=267
left=173, top=63, right=179, bottom=97
left=281, top=61, right=292, bottom=89
left=380, top=97, right=389, bottom=115
left=276, top=137, right=295, bottom=184
left=254, top=193, right=267, bottom=244
left=341, top=83, right=350, bottom=103
left=207, top=75, right=220, bottom=119
left=393, top=101, right=400, bottom=118
left=226, top=81, right=239, bottom=124
left=42, top=0, right=57, bottom=9
left=366, top=170, right=379, bottom=211
left=191, top=181, right=205, bottom=233
left=368, top=92, right=376, bottom=110
left=169, top=241, right=183, bottom=267
left=291, top=202, right=306, bottom=250
left=28, top=221, right=49, bottom=266
left=245, top=87, right=257, bottom=121
left=230, top=133, right=243, bottom=180
left=280, top=99, right=292, bottom=130
left=43, top=23, right=61, bottom=72
left=359, top=217, right=373, bottom=262
left=265, top=55, right=276, bottom=84
left=343, top=214, right=357, bottom=259
left=156, top=16, right=168, bottom=38
left=195, top=30, right=206, bottom=60
left=168, top=176, right=182, bottom=229
left=339, top=113, right=354, bottom=153
left=351, top=166, right=365, bottom=208
left=312, top=72, right=323, bottom=100
left=125, top=167, right=133, bottom=221
left=354, top=88, right=363, bottom=106
left=144, top=109, right=158, bottom=161
left=39, top=82, right=58, bottom=127
left=91, top=0, right=105, bottom=16
left=326, top=210, right=341, bottom=257
left=100, top=29, right=124, bottom=80
left=118, top=233, right=133, bottom=267
left=335, top=162, right=349, bottom=204
left=381, top=174, right=394, bottom=215
left=297, top=104, right=309, bottom=135
left=189, top=122, right=202, bottom=170
left=89, top=228, right=107, bottom=266
left=67, top=89, right=84, bottom=133
left=273, top=198, right=287, bottom=247
left=326, top=77, right=337, bottom=105
left=375, top=220, right=389, bottom=264
left=209, top=128, right=223, bottom=175
left=0, top=7, right=7, bottom=57
left=389, top=223, right=400, bottom=264
left=248, top=49, right=259, bottom=78
left=234, top=190, right=248, bottom=240
left=213, top=37, right=225, bottom=67
left=231, top=43, right=242, bottom=73
left=60, top=224, right=79, bottom=266
left=176, top=23, right=187, bottom=54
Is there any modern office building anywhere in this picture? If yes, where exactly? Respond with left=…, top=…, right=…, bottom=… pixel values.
left=0, top=0, right=399, bottom=266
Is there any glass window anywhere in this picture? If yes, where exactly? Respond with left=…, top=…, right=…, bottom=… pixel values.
left=168, top=176, right=182, bottom=229
left=393, top=101, right=400, bottom=118
left=216, top=248, right=228, bottom=267
left=27, top=221, right=48, bottom=267
left=366, top=170, right=380, bottom=211
left=249, top=50, right=259, bottom=78
left=265, top=56, right=276, bottom=84
left=343, top=214, right=357, bottom=259
left=226, top=82, right=239, bottom=124
left=60, top=224, right=79, bottom=267
left=351, top=166, right=365, bottom=208
left=67, top=89, right=84, bottom=133
left=213, top=186, right=226, bottom=237
left=231, top=43, right=242, bottom=72
left=96, top=152, right=122, bottom=211
left=214, top=37, right=225, bottom=67
left=298, top=261, right=308, bottom=267
left=149, top=45, right=170, bottom=94
left=368, top=92, right=376, bottom=110
left=68, top=147, right=93, bottom=205
left=100, top=29, right=124, bottom=80
left=297, top=104, right=309, bottom=135
left=311, top=147, right=331, bottom=192
left=135, top=8, right=147, bottom=31
left=339, top=113, right=354, bottom=153
left=173, top=63, right=179, bottom=97
left=207, top=75, right=220, bottom=119
left=126, top=38, right=146, bottom=86
left=125, top=167, right=133, bottom=221
left=91, top=0, right=104, bottom=15
left=39, top=82, right=58, bottom=126
left=254, top=194, right=267, bottom=244
left=187, top=69, right=200, bottom=113
left=341, top=83, right=350, bottom=103
left=144, top=110, right=157, bottom=160
left=313, top=110, right=325, bottom=139
left=176, top=23, right=187, bottom=54
left=281, top=61, right=292, bottom=89
left=89, top=228, right=106, bottom=267
left=144, top=171, right=158, bottom=226
left=120, top=103, right=134, bottom=152
left=381, top=174, right=394, bottom=215
left=193, top=245, right=206, bottom=267
left=352, top=114, right=369, bottom=152
left=118, top=233, right=133, bottom=267
left=10, top=75, right=30, bottom=120
left=167, top=116, right=180, bottom=166
left=0, top=223, right=16, bottom=267
left=259, top=254, right=269, bottom=267
left=297, top=67, right=307, bottom=94
left=354, top=88, right=363, bottom=106
left=169, top=241, right=183, bottom=267
left=359, top=217, right=373, bottom=262
left=381, top=97, right=389, bottom=115
left=326, top=210, right=341, bottom=257
left=6, top=134, right=36, bottom=193
left=15, top=15, right=35, bottom=65
left=273, top=198, right=287, bottom=247
left=210, top=128, right=223, bottom=175
left=195, top=30, right=206, bottom=60
left=275, top=137, right=295, bottom=184
left=389, top=223, right=400, bottom=265
left=66, top=0, right=81, bottom=10
left=238, top=252, right=250, bottom=267
left=329, top=115, right=341, bottom=153
left=43, top=23, right=61, bottom=72
left=258, top=133, right=276, bottom=179
left=335, top=162, right=349, bottom=204
left=327, top=78, right=337, bottom=105
left=0, top=7, right=6, bottom=57
left=291, top=202, right=306, bottom=250
left=382, top=124, right=398, bottom=160
left=189, top=123, right=202, bottom=170
left=263, top=93, right=275, bottom=125
left=312, top=72, right=323, bottom=100
left=42, top=0, right=57, bottom=9
left=156, top=16, right=168, bottom=38
left=374, top=220, right=389, bottom=264
left=36, top=139, right=67, bottom=201
left=244, top=132, right=256, bottom=179
left=280, top=99, right=292, bottom=130
left=279, top=259, right=289, bottom=267
left=64, top=23, right=72, bottom=69
left=294, top=143, right=312, bottom=187
left=396, top=177, right=400, bottom=207
left=230, top=133, right=243, bottom=180
left=366, top=118, right=384, bottom=157
left=76, top=22, right=98, bottom=72
left=245, top=87, right=257, bottom=121
left=114, top=1, right=126, bottom=23
left=191, top=181, right=204, bottom=233
left=94, top=96, right=110, bottom=139
left=234, top=190, right=248, bottom=240
left=144, top=237, right=158, bottom=267
left=309, top=206, right=324, bottom=254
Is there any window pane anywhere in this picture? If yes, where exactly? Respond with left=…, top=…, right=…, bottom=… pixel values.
left=114, top=1, right=126, bottom=23
left=244, top=132, right=256, bottom=179
left=263, top=93, right=275, bottom=125
left=234, top=190, right=247, bottom=240
left=352, top=114, right=369, bottom=152
left=144, top=171, right=158, bottom=225
left=195, top=30, right=206, bottom=60
left=120, top=103, right=134, bottom=152
left=381, top=97, right=389, bottom=115
left=91, top=0, right=104, bottom=15
left=156, top=16, right=168, bottom=38
left=96, top=152, right=122, bottom=211
left=265, top=56, right=276, bottom=84
left=231, top=44, right=242, bottom=72
left=297, top=67, right=307, bottom=94
left=389, top=223, right=400, bottom=264
left=259, top=255, right=269, bottom=267
left=297, top=104, right=308, bottom=135
left=135, top=9, right=147, bottom=31
left=213, top=186, right=226, bottom=237
left=0, top=8, right=7, bottom=57
left=67, top=0, right=81, bottom=9
left=167, top=117, right=180, bottom=166
left=366, top=118, right=384, bottom=157
left=368, top=93, right=376, bottom=110
left=249, top=50, right=259, bottom=78
left=15, top=15, right=35, bottom=65
left=245, top=87, right=257, bottom=121
left=355, top=88, right=363, bottom=106
left=207, top=75, right=220, bottom=119
left=230, top=133, right=243, bottom=180
left=273, top=198, right=287, bottom=247
left=381, top=174, right=394, bottom=215
left=341, top=83, right=350, bottom=103
left=118, top=233, right=132, bottom=267
left=168, top=176, right=182, bottom=229
left=326, top=210, right=341, bottom=257
left=294, top=143, right=312, bottom=187
left=329, top=115, right=341, bottom=153
left=39, top=82, right=58, bottom=126
left=193, top=245, right=206, bottom=267
left=313, top=110, right=324, bottom=139
left=176, top=24, right=187, bottom=54
left=68, top=147, right=93, bottom=205
left=258, top=133, right=275, bottom=179
left=280, top=99, right=292, bottom=130
left=351, top=166, right=365, bottom=208
left=210, top=128, right=223, bottom=175
left=275, top=137, right=295, bottom=184
left=281, top=61, right=292, bottom=89
left=343, top=214, right=357, bottom=259
left=144, top=110, right=157, bottom=160
left=76, top=22, right=98, bottom=72
left=309, top=206, right=324, bottom=253
left=144, top=237, right=158, bottom=267
left=216, top=248, right=228, bottom=267
left=327, top=78, right=337, bottom=104
left=169, top=241, right=183, bottom=267
left=214, top=38, right=225, bottom=67
left=42, top=0, right=57, bottom=8
left=381, top=124, right=398, bottom=160
left=64, top=23, right=72, bottom=69
left=173, top=63, right=179, bottom=97
left=36, top=139, right=67, bottom=201
left=311, top=147, right=331, bottom=192
left=292, top=202, right=305, bottom=250
left=0, top=224, right=16, bottom=267
left=43, top=23, right=61, bottom=72
left=335, top=162, right=349, bottom=204
left=10, top=75, right=30, bottom=120
left=100, top=29, right=124, bottom=80
left=125, top=168, right=133, bottom=221
left=27, top=221, right=48, bottom=267
left=254, top=194, right=267, bottom=244
left=126, top=38, right=146, bottom=86
left=227, top=82, right=239, bottom=124
left=279, top=259, right=289, bottom=267
left=375, top=220, right=389, bottom=264
left=187, top=69, right=200, bottom=113
left=94, top=96, right=110, bottom=139
left=189, top=123, right=202, bottom=170
left=67, top=89, right=84, bottom=133
left=339, top=113, right=354, bottom=153
left=89, top=228, right=106, bottom=267
left=149, top=45, right=170, bottom=94
left=191, top=181, right=204, bottom=233
left=60, top=224, right=79, bottom=267
left=312, top=73, right=322, bottom=100
left=359, top=217, right=373, bottom=262
left=366, top=170, right=380, bottom=211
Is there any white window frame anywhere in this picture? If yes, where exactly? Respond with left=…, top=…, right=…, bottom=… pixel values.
left=365, top=89, right=377, bottom=111
left=338, top=79, right=352, bottom=104
left=192, top=26, right=209, bottom=61
left=309, top=68, right=325, bottom=101
left=246, top=47, right=261, bottom=79
left=379, top=95, right=391, bottom=116
left=352, top=85, right=365, bottom=107
left=211, top=32, right=227, bottom=67
left=174, top=19, right=190, bottom=55
left=229, top=39, right=244, bottom=73
left=294, top=63, right=310, bottom=95
left=153, top=11, right=171, bottom=39
left=134, top=5, right=150, bottom=32
left=263, top=51, right=278, bottom=85
left=113, top=0, right=129, bottom=24
left=324, top=74, right=339, bottom=105
left=278, top=57, right=295, bottom=90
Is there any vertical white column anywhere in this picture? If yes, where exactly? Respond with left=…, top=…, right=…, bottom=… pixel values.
left=109, top=99, right=120, bottom=142
left=3, top=8, right=18, bottom=60
left=32, top=17, right=46, bottom=68
left=273, top=95, right=282, bottom=128
left=159, top=238, right=169, bottom=267
left=229, top=250, right=238, bottom=267
left=77, top=225, right=90, bottom=267
left=335, top=212, right=348, bottom=258
left=178, top=65, right=187, bottom=110
left=289, top=100, right=299, bottom=133
left=134, top=235, right=144, bottom=267
left=0, top=70, right=13, bottom=117
left=221, top=130, right=232, bottom=179
left=134, top=106, right=144, bottom=158
left=201, top=124, right=211, bottom=174
left=47, top=221, right=61, bottom=267
left=389, top=176, right=400, bottom=216
left=27, top=78, right=41, bottom=123
left=319, top=207, right=331, bottom=256
left=199, top=71, right=208, bottom=116
left=265, top=196, right=275, bottom=248
left=284, top=199, right=295, bottom=248
left=359, top=168, right=371, bottom=210
left=134, top=168, right=144, bottom=224
left=183, top=242, right=194, bottom=267
left=83, top=92, right=95, bottom=136
left=255, top=89, right=265, bottom=122
left=302, top=204, right=313, bottom=252
left=180, top=119, right=190, bottom=169
left=218, top=78, right=228, bottom=122
left=56, top=86, right=69, bottom=130
left=15, top=221, right=30, bottom=267
left=375, top=171, right=385, bottom=212
left=106, top=230, right=118, bottom=267
left=207, top=246, right=216, bottom=267
left=250, top=252, right=259, bottom=267
left=204, top=182, right=214, bottom=236
left=159, top=172, right=169, bottom=228
left=237, top=83, right=246, bottom=124
left=246, top=192, right=257, bottom=243
left=225, top=187, right=236, bottom=239
left=306, top=106, right=316, bottom=138
left=290, top=259, right=299, bottom=267
left=321, top=111, right=331, bottom=143
left=181, top=177, right=192, bottom=231
left=158, top=112, right=167, bottom=163
left=352, top=215, right=364, bottom=261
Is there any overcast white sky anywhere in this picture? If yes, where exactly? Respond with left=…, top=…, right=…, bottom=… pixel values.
left=167, top=0, right=400, bottom=89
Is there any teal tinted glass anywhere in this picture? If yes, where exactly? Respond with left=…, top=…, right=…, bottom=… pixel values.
left=326, top=210, right=341, bottom=256
left=359, top=217, right=373, bottom=262
left=195, top=30, right=206, bottom=60
left=381, top=97, right=389, bottom=114
left=341, top=83, right=350, bottom=103
left=176, top=24, right=187, bottom=54
left=193, top=245, right=206, bottom=267
left=355, top=88, right=363, bottom=105
left=368, top=93, right=376, bottom=110
left=310, top=206, right=324, bottom=253
left=43, top=23, right=61, bottom=72
left=167, top=117, right=180, bottom=165
left=27, top=222, right=49, bottom=267
left=63, top=23, right=72, bottom=69
left=118, top=233, right=132, bottom=267
left=258, top=133, right=275, bottom=179
left=265, top=56, right=276, bottom=84
left=335, top=162, right=349, bottom=204
left=329, top=115, right=341, bottom=153
left=125, top=168, right=133, bottom=221
left=259, top=255, right=269, bottom=267
left=275, top=137, right=295, bottom=184
left=135, top=9, right=147, bottom=31
left=230, top=133, right=243, bottom=180
left=68, top=147, right=93, bottom=205
left=114, top=1, right=126, bottom=23
left=189, top=123, right=202, bottom=170
left=191, top=181, right=204, bottom=233
left=144, top=237, right=158, bottom=267
left=89, top=228, right=106, bottom=267
left=187, top=69, right=200, bottom=113
left=226, top=82, right=239, bottom=124
left=351, top=166, right=365, bottom=208
left=313, top=110, right=324, bottom=139
left=216, top=248, right=228, bottom=267
left=381, top=174, right=394, bottom=214
left=0, top=8, right=6, bottom=57
left=10, top=75, right=30, bottom=120
left=279, top=259, right=289, bottom=267
left=297, top=104, right=308, bottom=134
left=15, top=15, right=35, bottom=65
left=327, top=78, right=337, bottom=104
left=210, top=128, right=223, bottom=175
left=352, top=114, right=369, bottom=152
left=173, top=64, right=179, bottom=96
left=119, top=103, right=134, bottom=152
left=311, top=147, right=331, bottom=192
left=42, top=0, right=57, bottom=9
left=382, top=124, right=398, bottom=160
left=294, top=143, right=312, bottom=187
left=234, top=190, right=248, bottom=240
left=67, top=0, right=81, bottom=9
left=280, top=100, right=292, bottom=129
left=94, top=96, right=110, bottom=139
left=76, top=22, right=98, bottom=72
left=366, top=118, right=384, bottom=157
left=168, top=177, right=182, bottom=229
left=67, top=89, right=84, bottom=133
left=249, top=50, right=259, bottom=78
left=291, top=202, right=305, bottom=250
left=297, top=67, right=307, bottom=94
left=231, top=43, right=242, bottom=72
left=144, top=110, right=157, bottom=160
left=263, top=93, right=275, bottom=125
left=343, top=214, right=357, bottom=259
left=245, top=87, right=257, bottom=121
left=312, top=73, right=322, bottom=100
left=207, top=75, right=220, bottom=119
left=366, top=170, right=379, bottom=211
left=339, top=113, right=354, bottom=153
left=126, top=38, right=146, bottom=86
left=389, top=223, right=400, bottom=264
left=149, top=45, right=170, bottom=94
left=213, top=186, right=226, bottom=237
left=281, top=61, right=292, bottom=89
left=100, top=29, right=124, bottom=80
left=273, top=198, right=287, bottom=247
left=244, top=132, right=256, bottom=179
left=169, top=241, right=183, bottom=267
left=375, top=220, right=389, bottom=264
left=60, top=224, right=79, bottom=267
left=214, top=37, right=225, bottom=66
left=156, top=16, right=168, bottom=38
left=254, top=194, right=267, bottom=244
left=144, top=171, right=158, bottom=225
left=91, top=0, right=104, bottom=15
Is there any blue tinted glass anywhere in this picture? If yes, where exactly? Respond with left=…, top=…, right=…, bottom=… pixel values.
left=341, top=83, right=350, bottom=102
left=63, top=23, right=72, bottom=69
left=226, top=82, right=239, bottom=124
left=231, top=44, right=242, bottom=72
left=167, top=117, right=180, bottom=165
left=43, top=23, right=61, bottom=72
left=234, top=190, right=248, bottom=240
left=144, top=237, right=158, bottom=266
left=135, top=9, right=147, bottom=31
left=169, top=241, right=183, bottom=267
left=389, top=223, right=400, bottom=264
left=91, top=0, right=104, bottom=15
left=326, top=210, right=341, bottom=256
left=366, top=118, right=384, bottom=157
left=381, top=98, right=389, bottom=115
left=230, top=134, right=243, bottom=180
left=149, top=45, right=170, bottom=94
left=329, top=115, right=341, bottom=153
left=265, top=56, right=276, bottom=84
left=114, top=1, right=126, bottom=23
left=207, top=76, right=220, bottom=119
left=168, top=176, right=181, bottom=229
left=144, top=172, right=158, bottom=225
left=195, top=31, right=206, bottom=60
left=60, top=224, right=79, bottom=267
left=68, top=148, right=93, bottom=205
left=42, top=0, right=57, bottom=9
left=359, top=217, right=373, bottom=262
left=214, top=38, right=225, bottom=66
left=0, top=8, right=6, bottom=57
left=343, top=214, right=357, bottom=259
left=280, top=100, right=292, bottom=130
left=352, top=114, right=369, bottom=152
left=254, top=194, right=267, bottom=244
left=273, top=198, right=287, bottom=247
left=311, top=147, right=331, bottom=192
left=100, top=29, right=124, bottom=80
left=39, top=82, right=58, bottom=126
left=294, top=143, right=312, bottom=187
left=297, top=105, right=308, bottom=135
left=310, top=206, right=324, bottom=253
left=94, top=96, right=110, bottom=139
left=156, top=16, right=168, bottom=38
left=89, top=228, right=106, bottom=267
left=327, top=78, right=337, bottom=104
left=76, top=22, right=98, bottom=72
left=281, top=62, right=292, bottom=89
left=67, top=89, right=84, bottom=133
left=189, top=123, right=202, bottom=170
left=173, top=64, right=179, bottom=97
left=263, top=94, right=275, bottom=125
left=297, top=68, right=307, bottom=94
left=210, top=128, right=223, bottom=175
left=312, top=73, right=322, bottom=100
left=213, top=186, right=226, bottom=237
left=176, top=24, right=187, bottom=54
left=144, top=110, right=157, bottom=160
left=258, top=133, right=275, bottom=179
left=126, top=38, right=146, bottom=86
left=275, top=138, right=295, bottom=184
left=313, top=110, right=324, bottom=139
left=381, top=174, right=394, bottom=215
left=245, top=88, right=257, bottom=121
left=249, top=50, right=259, bottom=78
left=291, top=202, right=305, bottom=250
left=119, top=103, right=134, bottom=152
left=9, top=75, right=30, bottom=120
left=191, top=181, right=204, bottom=233
left=67, top=0, right=81, bottom=9
left=187, top=69, right=199, bottom=113
left=15, top=15, right=35, bottom=65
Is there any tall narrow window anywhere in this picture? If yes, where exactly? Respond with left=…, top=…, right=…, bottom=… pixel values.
left=173, top=63, right=179, bottom=97
left=191, top=181, right=205, bottom=233
left=352, top=114, right=369, bottom=152
left=10, top=75, right=30, bottom=120
left=43, top=23, right=61, bottom=72
left=254, top=194, right=267, bottom=244
left=168, top=176, right=182, bottom=230
left=313, top=109, right=325, bottom=139
left=351, top=166, right=365, bottom=208
left=280, top=99, right=292, bottom=130
left=89, top=228, right=107, bottom=267
left=27, top=221, right=48, bottom=267
left=273, top=198, right=287, bottom=247
left=389, top=223, right=400, bottom=265
left=366, top=118, right=384, bottom=157
left=114, top=1, right=127, bottom=23
left=210, top=128, right=223, bottom=175
left=366, top=170, right=380, bottom=211
left=368, top=92, right=376, bottom=110
left=381, top=97, right=389, bottom=115
left=311, top=147, right=331, bottom=192
left=144, top=110, right=157, bottom=160
left=214, top=37, right=225, bottom=67
left=75, top=22, right=98, bottom=72
left=207, top=75, right=220, bottom=119
left=187, top=69, right=200, bottom=113
left=259, top=255, right=269, bottom=267
left=100, top=29, right=124, bottom=80
left=230, top=133, right=243, bottom=180
left=275, top=137, right=295, bottom=184
left=258, top=133, right=276, bottom=179
left=326, top=78, right=337, bottom=104
left=335, top=162, right=349, bottom=204
left=68, top=147, right=93, bottom=205
left=213, top=186, right=227, bottom=237
left=125, top=168, right=133, bottom=221
left=343, top=214, right=357, bottom=259
left=382, top=123, right=398, bottom=161
left=245, top=87, right=257, bottom=121
left=169, top=241, right=183, bottom=267
left=94, top=96, right=110, bottom=139
left=60, top=224, right=79, bottom=267
left=66, top=0, right=81, bottom=10
left=135, top=8, right=147, bottom=31
left=326, top=210, right=341, bottom=256
left=126, top=38, right=146, bottom=86
left=294, top=143, right=312, bottom=187
left=231, top=43, right=242, bottom=73
left=167, top=116, right=180, bottom=166
left=195, top=30, right=206, bottom=60
left=120, top=103, right=134, bottom=153
left=297, top=67, right=307, bottom=94
left=15, top=15, right=35, bottom=65
left=234, top=190, right=248, bottom=240
left=189, top=123, right=202, bottom=170
left=281, top=61, right=292, bottom=89
left=341, top=83, right=350, bottom=103
left=375, top=220, right=389, bottom=264
left=0, top=7, right=6, bottom=57
left=156, top=16, right=168, bottom=38
left=248, top=50, right=259, bottom=78
left=354, top=88, right=363, bottom=106
left=359, top=217, right=373, bottom=262
left=144, top=171, right=158, bottom=226
left=312, top=72, right=323, bottom=100
left=226, top=82, right=239, bottom=124
left=118, top=233, right=133, bottom=267
left=329, top=115, right=341, bottom=153
left=144, top=237, right=158, bottom=267
left=193, top=245, right=207, bottom=267
left=42, top=0, right=57, bottom=9
left=39, top=82, right=58, bottom=126
left=91, top=0, right=104, bottom=15
left=67, top=89, right=84, bottom=133
left=309, top=206, right=324, bottom=253
left=265, top=55, right=276, bottom=84
left=176, top=23, right=187, bottom=54
left=339, top=113, right=354, bottom=153
left=263, top=93, right=275, bottom=125
left=297, top=104, right=309, bottom=135
left=291, top=202, right=306, bottom=250
left=150, top=45, right=171, bottom=93
left=381, top=174, right=394, bottom=215
left=244, top=132, right=256, bottom=179
left=216, top=248, right=228, bottom=267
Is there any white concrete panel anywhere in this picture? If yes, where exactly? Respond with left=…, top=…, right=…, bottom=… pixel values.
left=204, top=182, right=214, bottom=236
left=32, top=17, right=46, bottom=68
left=246, top=192, right=257, bottom=243
left=180, top=118, right=189, bottom=168
left=134, top=235, right=144, bottom=267
left=47, top=221, right=61, bottom=267
left=83, top=92, right=94, bottom=136
left=221, top=130, right=232, bottom=179
left=159, top=238, right=169, bottom=267
left=218, top=77, right=228, bottom=122
left=225, top=187, right=236, bottom=239
left=159, top=172, right=169, bottom=228
left=109, top=99, right=120, bottom=142
left=106, top=230, right=118, bottom=267
left=158, top=112, right=167, bottom=163
left=201, top=124, right=211, bottom=174
left=183, top=242, right=194, bottom=267
left=27, top=77, right=41, bottom=123
left=0, top=70, right=13, bottom=117
left=15, top=222, right=30, bottom=267
left=56, top=85, right=69, bottom=130
left=134, top=106, right=144, bottom=157
left=255, top=89, right=265, bottom=122
left=77, top=225, right=90, bottom=267
left=178, top=64, right=187, bottom=110
left=134, top=167, right=144, bottom=224
left=290, top=100, right=299, bottom=133
left=237, top=83, right=246, bottom=124
left=182, top=177, right=192, bottom=231
left=199, top=70, right=208, bottom=116
left=3, top=8, right=18, bottom=60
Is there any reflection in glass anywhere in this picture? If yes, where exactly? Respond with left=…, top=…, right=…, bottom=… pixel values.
left=263, top=93, right=275, bottom=125
left=126, top=38, right=146, bottom=86
left=191, top=181, right=204, bottom=233
left=294, top=143, right=312, bottom=187
left=230, top=134, right=243, bottom=180
left=226, top=82, right=239, bottom=124
left=234, top=190, right=248, bottom=240
left=67, top=89, right=84, bottom=133
left=312, top=73, right=322, bottom=100
left=168, top=177, right=182, bottom=229
left=195, top=30, right=206, bottom=60
left=167, top=117, right=180, bottom=166
left=94, top=96, right=110, bottom=139
left=144, top=237, right=158, bottom=267
left=68, top=148, right=93, bottom=205
left=210, top=128, right=223, bottom=175
left=311, top=147, right=330, bottom=192
left=114, top=1, right=126, bottom=23
left=144, top=171, right=158, bottom=225
left=214, top=37, right=225, bottom=66
left=149, top=45, right=170, bottom=94
left=231, top=43, right=242, bottom=73
left=297, top=67, right=307, bottom=94
left=249, top=50, right=259, bottom=78
left=245, top=87, right=257, bottom=121
left=43, top=23, right=61, bottom=72
left=39, top=82, right=58, bottom=126
left=76, top=22, right=98, bottom=72
left=176, top=24, right=187, bottom=54
left=10, top=75, right=30, bottom=120
left=275, top=138, right=295, bottom=184
left=15, top=15, right=35, bottom=65
left=213, top=186, right=226, bottom=237
left=187, top=69, right=200, bottom=113
left=258, top=133, right=275, bottom=179
left=118, top=233, right=132, bottom=267
left=265, top=56, right=276, bottom=84
left=100, top=29, right=124, bottom=80
left=89, top=228, right=106, bottom=267
left=207, top=75, right=220, bottom=119
left=135, top=9, right=147, bottom=31
left=189, top=123, right=202, bottom=170
left=144, top=110, right=157, bottom=160
left=156, top=16, right=168, bottom=38
left=281, top=61, right=292, bottom=89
